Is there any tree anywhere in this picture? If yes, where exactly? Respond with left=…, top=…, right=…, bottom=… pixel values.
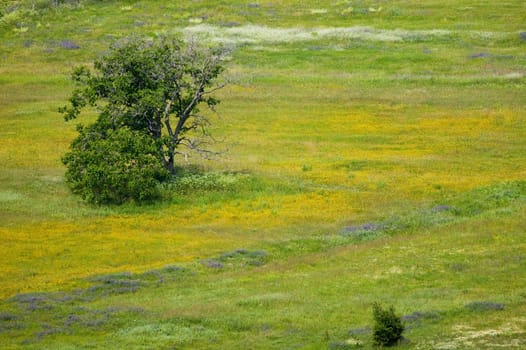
left=61, top=35, right=228, bottom=173
left=372, top=303, right=405, bottom=347
left=60, top=35, right=228, bottom=203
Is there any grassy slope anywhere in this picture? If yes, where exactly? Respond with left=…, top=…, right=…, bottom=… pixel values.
left=0, top=0, right=525, bottom=348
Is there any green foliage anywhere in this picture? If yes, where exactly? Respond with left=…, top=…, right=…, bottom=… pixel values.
left=0, top=0, right=82, bottom=29
left=0, top=4, right=33, bottom=29
left=451, top=181, right=526, bottom=216
left=372, top=303, right=405, bottom=347
left=60, top=35, right=228, bottom=175
left=60, top=35, right=228, bottom=203
left=62, top=126, right=169, bottom=204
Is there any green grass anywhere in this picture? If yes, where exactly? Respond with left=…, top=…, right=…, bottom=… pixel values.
left=1, top=0, right=525, bottom=348
left=1, top=185, right=524, bottom=348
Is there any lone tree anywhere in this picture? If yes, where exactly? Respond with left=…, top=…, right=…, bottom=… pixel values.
left=60, top=36, right=228, bottom=203
left=372, top=303, right=405, bottom=347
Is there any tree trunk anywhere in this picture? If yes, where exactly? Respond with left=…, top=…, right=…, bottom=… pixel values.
left=166, top=155, right=175, bottom=175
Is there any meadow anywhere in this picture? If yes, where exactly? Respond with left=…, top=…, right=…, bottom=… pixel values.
left=0, top=0, right=525, bottom=348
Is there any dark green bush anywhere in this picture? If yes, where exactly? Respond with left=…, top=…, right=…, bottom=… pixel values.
left=62, top=126, right=169, bottom=204
left=372, top=303, right=404, bottom=347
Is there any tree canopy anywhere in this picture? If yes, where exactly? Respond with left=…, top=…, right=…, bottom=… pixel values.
left=60, top=36, right=229, bottom=204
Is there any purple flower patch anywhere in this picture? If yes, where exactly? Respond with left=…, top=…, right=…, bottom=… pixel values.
left=203, top=260, right=224, bottom=269
left=60, top=40, right=80, bottom=50
left=344, top=223, right=383, bottom=233
left=469, top=52, right=490, bottom=59
left=431, top=205, right=453, bottom=212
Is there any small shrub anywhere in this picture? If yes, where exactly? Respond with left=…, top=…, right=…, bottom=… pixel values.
left=372, top=303, right=404, bottom=347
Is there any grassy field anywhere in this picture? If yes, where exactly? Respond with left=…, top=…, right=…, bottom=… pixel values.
left=1, top=0, right=525, bottom=348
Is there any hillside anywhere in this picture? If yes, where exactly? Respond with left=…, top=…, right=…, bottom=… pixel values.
left=0, top=1, right=525, bottom=348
